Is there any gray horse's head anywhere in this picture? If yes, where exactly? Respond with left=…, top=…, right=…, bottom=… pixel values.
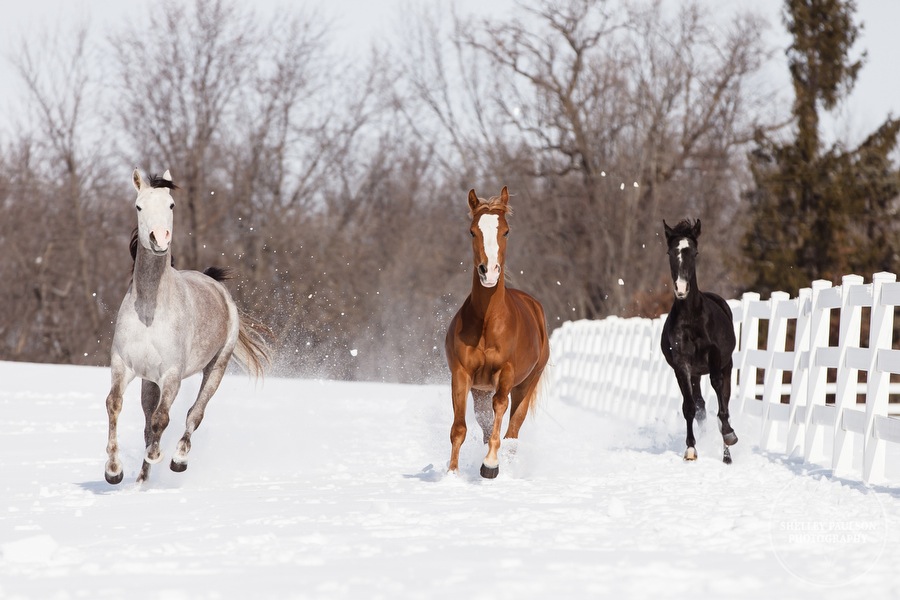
left=132, top=169, right=177, bottom=256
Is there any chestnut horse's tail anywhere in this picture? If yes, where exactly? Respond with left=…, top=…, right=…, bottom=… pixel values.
left=528, top=360, right=554, bottom=419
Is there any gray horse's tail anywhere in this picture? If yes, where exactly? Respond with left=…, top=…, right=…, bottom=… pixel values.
left=234, top=312, right=272, bottom=379
left=202, top=266, right=272, bottom=379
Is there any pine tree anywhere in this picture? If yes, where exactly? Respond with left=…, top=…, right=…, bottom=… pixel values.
left=742, top=0, right=900, bottom=294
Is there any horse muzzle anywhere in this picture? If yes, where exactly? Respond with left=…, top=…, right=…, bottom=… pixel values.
left=674, top=277, right=689, bottom=299
left=149, top=228, right=171, bottom=254
left=478, top=263, right=501, bottom=288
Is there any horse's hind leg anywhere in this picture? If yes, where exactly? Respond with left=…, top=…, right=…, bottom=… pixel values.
left=690, top=375, right=706, bottom=422
left=138, top=374, right=182, bottom=483
left=505, top=366, right=544, bottom=440
left=472, top=389, right=493, bottom=445
left=104, top=358, right=135, bottom=485
left=171, top=352, right=230, bottom=473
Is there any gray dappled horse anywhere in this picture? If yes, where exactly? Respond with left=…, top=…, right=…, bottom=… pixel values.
left=104, top=169, right=269, bottom=485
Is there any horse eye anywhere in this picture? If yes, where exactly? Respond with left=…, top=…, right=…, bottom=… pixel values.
left=136, top=205, right=142, bottom=212
left=470, top=231, right=475, bottom=238
left=170, top=203, right=175, bottom=210
left=503, top=231, right=509, bottom=238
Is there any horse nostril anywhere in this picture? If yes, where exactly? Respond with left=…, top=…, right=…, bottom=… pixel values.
left=478, top=264, right=487, bottom=276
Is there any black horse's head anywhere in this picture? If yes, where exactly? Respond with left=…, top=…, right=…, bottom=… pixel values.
left=663, top=219, right=701, bottom=300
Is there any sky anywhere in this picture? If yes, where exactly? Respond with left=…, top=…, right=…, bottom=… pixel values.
left=0, top=0, right=897, bottom=146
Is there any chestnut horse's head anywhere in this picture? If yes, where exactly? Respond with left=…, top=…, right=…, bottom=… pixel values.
left=467, top=186, right=511, bottom=288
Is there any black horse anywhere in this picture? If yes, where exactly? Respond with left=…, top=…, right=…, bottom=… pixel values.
left=660, top=219, right=738, bottom=463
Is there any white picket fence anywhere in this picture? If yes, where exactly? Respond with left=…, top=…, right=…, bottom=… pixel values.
left=549, top=272, right=900, bottom=485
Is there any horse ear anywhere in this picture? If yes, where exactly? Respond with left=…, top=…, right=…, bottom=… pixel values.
left=162, top=170, right=173, bottom=182
left=663, top=220, right=674, bottom=242
left=132, top=168, right=144, bottom=192
left=693, top=219, right=702, bottom=238
left=467, top=189, right=479, bottom=213
left=499, top=186, right=509, bottom=206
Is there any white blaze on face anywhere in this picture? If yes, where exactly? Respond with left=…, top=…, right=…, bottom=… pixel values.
left=478, top=214, right=501, bottom=287
left=675, top=238, right=690, bottom=297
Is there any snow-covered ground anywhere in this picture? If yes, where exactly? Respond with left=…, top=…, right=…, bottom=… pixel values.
left=1, top=360, right=898, bottom=599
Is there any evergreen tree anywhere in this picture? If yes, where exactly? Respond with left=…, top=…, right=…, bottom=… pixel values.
left=742, top=0, right=900, bottom=294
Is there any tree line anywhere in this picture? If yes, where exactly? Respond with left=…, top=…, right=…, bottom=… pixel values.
left=0, top=0, right=896, bottom=383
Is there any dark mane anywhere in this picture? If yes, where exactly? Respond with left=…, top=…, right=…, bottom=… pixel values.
left=669, top=219, right=699, bottom=242
left=148, top=173, right=179, bottom=190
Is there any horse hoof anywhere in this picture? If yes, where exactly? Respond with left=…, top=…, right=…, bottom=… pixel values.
left=170, top=459, right=187, bottom=473
left=683, top=447, right=697, bottom=461
left=480, top=463, right=499, bottom=479
left=105, top=470, right=123, bottom=485
left=723, top=447, right=733, bottom=465
left=723, top=432, right=738, bottom=446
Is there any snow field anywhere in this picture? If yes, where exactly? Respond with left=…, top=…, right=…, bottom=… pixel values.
left=0, top=360, right=898, bottom=599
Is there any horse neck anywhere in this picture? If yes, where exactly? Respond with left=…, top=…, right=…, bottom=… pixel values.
left=133, top=245, right=173, bottom=306
left=470, top=271, right=506, bottom=316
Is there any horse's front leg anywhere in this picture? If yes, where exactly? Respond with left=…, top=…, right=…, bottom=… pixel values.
left=481, top=366, right=513, bottom=479
left=448, top=368, right=471, bottom=473
left=137, top=372, right=182, bottom=483
left=105, top=359, right=135, bottom=485
left=674, top=369, right=698, bottom=460
left=711, top=362, right=738, bottom=464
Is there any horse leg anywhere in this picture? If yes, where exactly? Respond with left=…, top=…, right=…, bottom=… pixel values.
left=481, top=367, right=513, bottom=479
left=472, top=389, right=493, bottom=445
left=448, top=369, right=471, bottom=473
left=136, top=380, right=161, bottom=482
left=505, top=366, right=544, bottom=440
left=104, top=358, right=135, bottom=485
left=675, top=370, right=698, bottom=460
left=691, top=375, right=706, bottom=423
left=712, top=363, right=738, bottom=463
left=137, top=374, right=182, bottom=483
left=171, top=353, right=230, bottom=473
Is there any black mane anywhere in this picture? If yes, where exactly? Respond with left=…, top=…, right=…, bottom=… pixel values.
left=669, top=219, right=699, bottom=242
left=148, top=173, right=179, bottom=190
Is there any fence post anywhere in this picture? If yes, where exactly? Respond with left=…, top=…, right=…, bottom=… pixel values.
left=760, top=291, right=790, bottom=451
left=832, top=274, right=865, bottom=477
left=863, top=272, right=897, bottom=483
left=803, top=279, right=835, bottom=465
left=735, top=291, right=761, bottom=414
left=785, top=287, right=812, bottom=456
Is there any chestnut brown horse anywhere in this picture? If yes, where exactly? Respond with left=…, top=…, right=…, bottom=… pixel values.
left=444, top=186, right=550, bottom=479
